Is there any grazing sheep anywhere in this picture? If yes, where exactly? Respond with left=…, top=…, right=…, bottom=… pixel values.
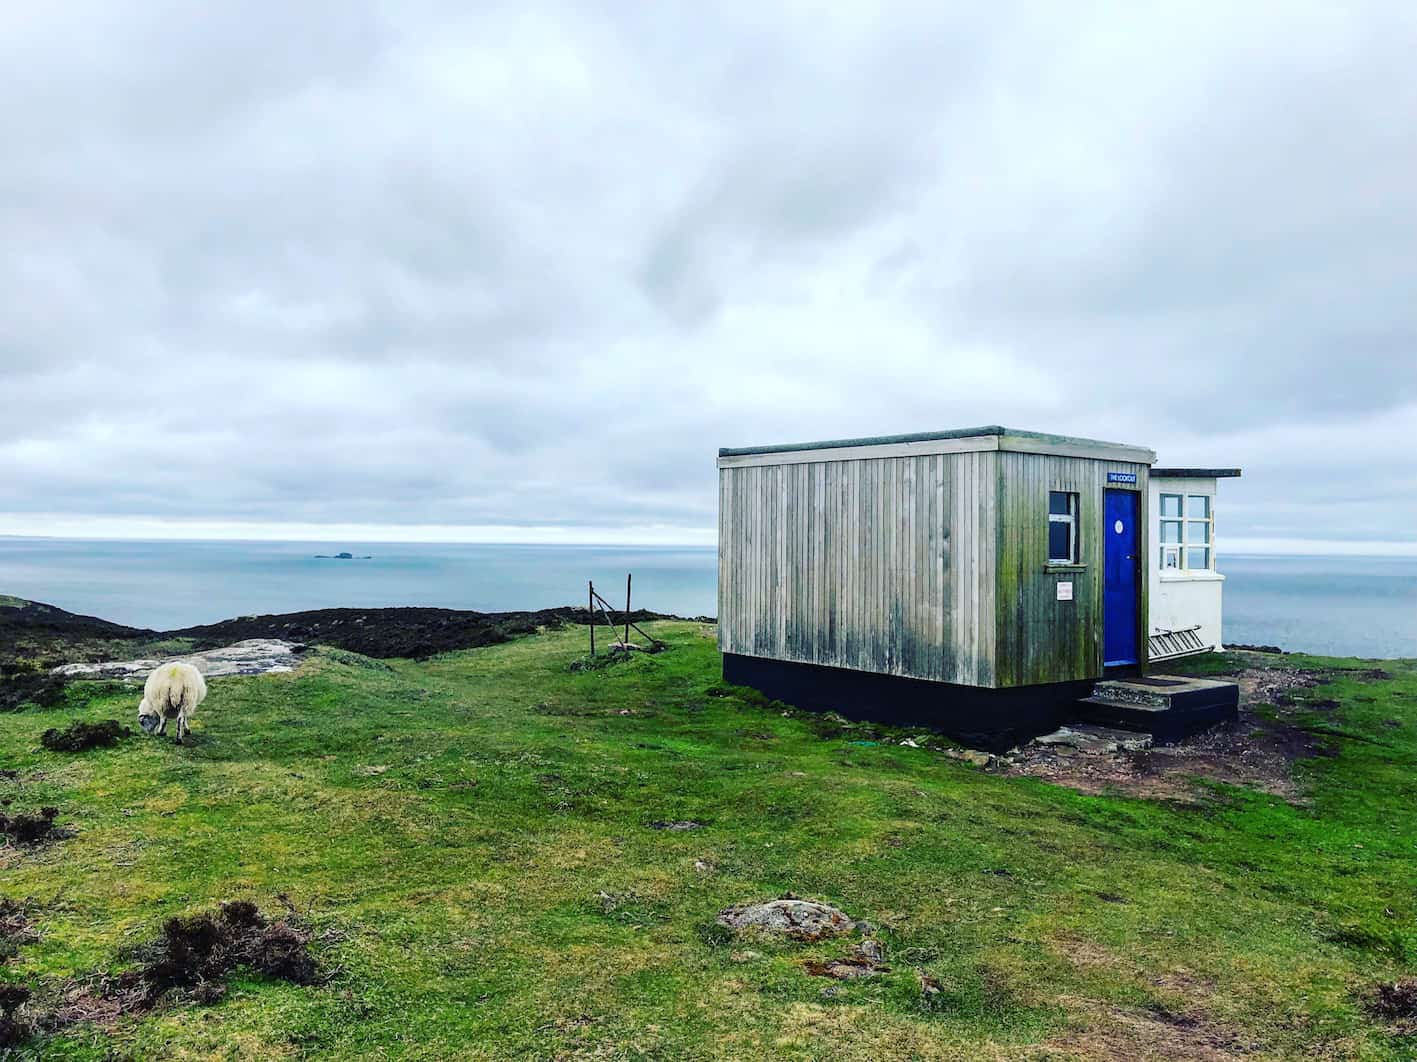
left=138, top=662, right=207, bottom=744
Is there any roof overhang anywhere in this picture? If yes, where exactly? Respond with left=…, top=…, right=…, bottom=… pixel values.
left=717, top=426, right=1156, bottom=469
left=1151, top=468, right=1242, bottom=479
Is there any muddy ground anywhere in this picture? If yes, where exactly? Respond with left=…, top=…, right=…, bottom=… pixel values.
left=998, top=658, right=1383, bottom=802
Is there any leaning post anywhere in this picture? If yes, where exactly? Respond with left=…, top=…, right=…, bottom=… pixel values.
left=624, top=573, right=632, bottom=647
left=588, top=580, right=595, bottom=656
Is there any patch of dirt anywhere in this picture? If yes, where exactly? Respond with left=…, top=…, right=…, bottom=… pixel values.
left=0, top=672, right=69, bottom=713
left=803, top=939, right=889, bottom=980
left=1369, top=978, right=1417, bottom=1026
left=40, top=719, right=130, bottom=752
left=717, top=894, right=857, bottom=942
left=0, top=983, right=33, bottom=1048
left=1235, top=665, right=1321, bottom=705
left=100, top=899, right=323, bottom=1013
left=0, top=807, right=71, bottom=847
left=648, top=820, right=704, bottom=831
left=0, top=899, right=40, bottom=962
left=0, top=900, right=325, bottom=1043
left=1046, top=995, right=1259, bottom=1060
left=1001, top=660, right=1362, bottom=802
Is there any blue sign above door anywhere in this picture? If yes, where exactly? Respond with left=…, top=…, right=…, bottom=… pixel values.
left=1106, top=471, right=1138, bottom=484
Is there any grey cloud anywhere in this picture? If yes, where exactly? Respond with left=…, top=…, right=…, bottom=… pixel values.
left=1, top=1, right=1415, bottom=546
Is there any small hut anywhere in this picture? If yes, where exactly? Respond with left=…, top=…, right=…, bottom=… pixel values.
left=716, top=426, right=1237, bottom=747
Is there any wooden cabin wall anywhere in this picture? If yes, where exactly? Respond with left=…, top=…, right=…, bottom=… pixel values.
left=718, top=451, right=998, bottom=686
left=993, top=455, right=1150, bottom=687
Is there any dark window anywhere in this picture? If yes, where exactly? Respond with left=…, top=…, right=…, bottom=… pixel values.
left=1048, top=491, right=1078, bottom=563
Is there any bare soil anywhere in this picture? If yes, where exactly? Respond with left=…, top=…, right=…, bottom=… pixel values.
left=40, top=719, right=130, bottom=752
left=0, top=899, right=325, bottom=1047
left=96, top=900, right=323, bottom=1013
left=0, top=806, right=71, bottom=847
left=0, top=983, right=32, bottom=1048
left=0, top=899, right=39, bottom=962
left=1000, top=661, right=1356, bottom=802
left=1045, top=995, right=1257, bottom=1060
left=1369, top=978, right=1417, bottom=1028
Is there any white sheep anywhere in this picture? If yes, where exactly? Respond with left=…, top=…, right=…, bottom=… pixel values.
left=138, top=661, right=207, bottom=744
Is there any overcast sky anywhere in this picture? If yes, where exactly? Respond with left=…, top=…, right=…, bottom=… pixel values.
left=2, top=2, right=1415, bottom=551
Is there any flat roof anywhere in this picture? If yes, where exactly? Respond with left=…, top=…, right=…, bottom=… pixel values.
left=1151, top=468, right=1242, bottom=479
left=718, top=425, right=1156, bottom=466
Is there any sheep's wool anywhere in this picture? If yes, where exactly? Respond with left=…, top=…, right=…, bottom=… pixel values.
left=140, top=661, right=207, bottom=721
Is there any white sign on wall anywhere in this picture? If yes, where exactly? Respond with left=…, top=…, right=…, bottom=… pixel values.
left=1057, top=581, right=1074, bottom=601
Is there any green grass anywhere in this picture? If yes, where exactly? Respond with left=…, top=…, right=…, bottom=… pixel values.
left=2, top=625, right=1415, bottom=1059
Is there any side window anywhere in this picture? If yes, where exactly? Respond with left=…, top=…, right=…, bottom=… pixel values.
left=1160, top=492, right=1214, bottom=570
left=1186, top=494, right=1212, bottom=570
left=1160, top=493, right=1182, bottom=569
left=1048, top=491, right=1078, bottom=563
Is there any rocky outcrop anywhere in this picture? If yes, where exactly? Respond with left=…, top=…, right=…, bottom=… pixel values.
left=53, top=639, right=307, bottom=680
left=716, top=895, right=856, bottom=941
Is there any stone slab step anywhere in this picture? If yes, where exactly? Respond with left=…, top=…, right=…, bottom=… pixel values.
left=1091, top=675, right=1238, bottom=710
left=1077, top=677, right=1239, bottom=744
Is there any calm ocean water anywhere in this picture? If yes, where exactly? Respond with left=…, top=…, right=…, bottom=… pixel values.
left=1, top=538, right=1414, bottom=659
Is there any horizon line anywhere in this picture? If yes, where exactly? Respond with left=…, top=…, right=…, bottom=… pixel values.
left=2, top=528, right=1417, bottom=558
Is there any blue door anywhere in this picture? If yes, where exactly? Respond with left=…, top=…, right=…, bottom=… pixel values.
left=1103, top=490, right=1139, bottom=667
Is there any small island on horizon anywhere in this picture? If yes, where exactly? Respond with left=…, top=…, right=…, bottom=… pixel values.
left=313, top=551, right=372, bottom=560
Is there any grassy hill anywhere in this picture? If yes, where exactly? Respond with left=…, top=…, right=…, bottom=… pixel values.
left=1, top=622, right=1414, bottom=1059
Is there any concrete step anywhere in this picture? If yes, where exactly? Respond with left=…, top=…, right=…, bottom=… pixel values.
left=1077, top=675, right=1239, bottom=743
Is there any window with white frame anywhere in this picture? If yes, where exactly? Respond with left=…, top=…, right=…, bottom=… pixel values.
left=1159, top=492, right=1213, bottom=570
left=1048, top=491, right=1078, bottom=563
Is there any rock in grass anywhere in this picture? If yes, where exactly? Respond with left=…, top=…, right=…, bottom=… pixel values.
left=716, top=894, right=856, bottom=941
left=41, top=719, right=130, bottom=752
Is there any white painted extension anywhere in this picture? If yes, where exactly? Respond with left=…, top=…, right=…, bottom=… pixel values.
left=1147, top=469, right=1242, bottom=659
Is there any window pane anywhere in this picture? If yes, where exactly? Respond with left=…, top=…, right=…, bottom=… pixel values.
left=1161, top=520, right=1182, bottom=544
left=1187, top=520, right=1211, bottom=544
left=1049, top=491, right=1071, bottom=515
left=1049, top=522, right=1072, bottom=561
left=1161, top=547, right=1181, bottom=570
left=1160, top=494, right=1182, bottom=518
left=1188, top=495, right=1210, bottom=519
left=1185, top=547, right=1210, bottom=570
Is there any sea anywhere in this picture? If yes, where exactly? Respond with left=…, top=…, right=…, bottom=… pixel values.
left=1, top=538, right=1414, bottom=659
